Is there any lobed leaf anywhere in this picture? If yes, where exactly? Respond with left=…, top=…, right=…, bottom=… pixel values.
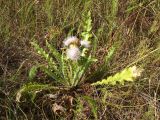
left=92, top=66, right=142, bottom=86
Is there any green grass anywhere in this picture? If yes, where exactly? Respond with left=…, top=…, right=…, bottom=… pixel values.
left=0, top=0, right=160, bottom=119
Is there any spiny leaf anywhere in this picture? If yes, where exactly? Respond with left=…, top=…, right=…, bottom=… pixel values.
left=16, top=83, right=50, bottom=102
left=87, top=46, right=116, bottom=81
left=29, top=66, right=38, bottom=81
left=83, top=96, right=98, bottom=119
left=31, top=41, right=57, bottom=70
left=73, top=56, right=96, bottom=86
left=104, top=46, right=116, bottom=65
left=92, top=66, right=142, bottom=86
left=46, top=40, right=61, bottom=62
left=40, top=66, right=62, bottom=82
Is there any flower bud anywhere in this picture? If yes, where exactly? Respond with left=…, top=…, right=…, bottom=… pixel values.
left=63, top=36, right=80, bottom=47
left=80, top=40, right=90, bottom=48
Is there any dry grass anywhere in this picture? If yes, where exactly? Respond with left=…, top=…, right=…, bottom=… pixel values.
left=0, top=0, right=160, bottom=119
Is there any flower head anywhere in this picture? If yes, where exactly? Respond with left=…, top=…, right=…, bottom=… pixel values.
left=63, top=36, right=80, bottom=47
left=80, top=40, right=90, bottom=48
left=66, top=46, right=81, bottom=60
left=130, top=66, right=143, bottom=78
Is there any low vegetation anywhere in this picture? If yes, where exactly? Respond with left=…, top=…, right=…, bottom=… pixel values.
left=0, top=0, right=160, bottom=119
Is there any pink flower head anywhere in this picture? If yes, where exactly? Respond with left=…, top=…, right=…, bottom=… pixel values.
left=66, top=46, right=81, bottom=60
left=63, top=36, right=79, bottom=47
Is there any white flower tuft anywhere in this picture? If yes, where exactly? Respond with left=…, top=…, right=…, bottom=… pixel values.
left=63, top=36, right=79, bottom=47
left=80, top=40, right=90, bottom=48
left=66, top=46, right=81, bottom=60
left=131, top=66, right=143, bottom=78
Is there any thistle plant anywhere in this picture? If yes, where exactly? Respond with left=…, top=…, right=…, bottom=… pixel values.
left=17, top=11, right=143, bottom=102
left=29, top=11, right=95, bottom=88
left=29, top=11, right=142, bottom=88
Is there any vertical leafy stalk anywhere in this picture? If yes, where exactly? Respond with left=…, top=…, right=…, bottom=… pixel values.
left=81, top=10, right=92, bottom=57
left=81, top=11, right=92, bottom=41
